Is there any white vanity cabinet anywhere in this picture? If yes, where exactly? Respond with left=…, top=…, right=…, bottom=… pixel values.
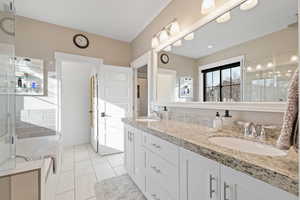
left=180, top=148, right=220, bottom=200
left=181, top=149, right=297, bottom=200
left=124, top=125, right=297, bottom=200
left=124, top=125, right=146, bottom=192
left=220, top=165, right=297, bottom=200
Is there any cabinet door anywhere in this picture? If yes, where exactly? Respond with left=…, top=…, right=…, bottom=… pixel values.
left=221, top=165, right=297, bottom=200
left=124, top=126, right=134, bottom=176
left=180, top=148, right=220, bottom=200
left=134, top=129, right=146, bottom=191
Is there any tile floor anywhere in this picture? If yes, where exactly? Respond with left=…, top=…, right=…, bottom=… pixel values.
left=56, top=144, right=126, bottom=200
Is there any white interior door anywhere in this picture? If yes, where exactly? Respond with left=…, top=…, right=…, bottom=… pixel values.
left=98, top=65, right=132, bottom=156
left=157, top=69, right=177, bottom=103
left=90, top=75, right=99, bottom=152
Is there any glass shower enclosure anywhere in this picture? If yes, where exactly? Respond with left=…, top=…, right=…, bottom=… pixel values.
left=0, top=0, right=16, bottom=171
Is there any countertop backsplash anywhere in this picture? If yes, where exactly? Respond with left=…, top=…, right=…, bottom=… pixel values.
left=154, top=106, right=284, bottom=137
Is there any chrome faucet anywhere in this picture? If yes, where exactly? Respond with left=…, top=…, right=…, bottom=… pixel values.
left=244, top=122, right=256, bottom=137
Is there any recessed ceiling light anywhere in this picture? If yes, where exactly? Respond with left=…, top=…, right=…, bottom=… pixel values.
left=159, top=29, right=169, bottom=42
left=201, top=0, right=215, bottom=14
left=267, top=62, right=274, bottom=68
left=216, top=12, right=231, bottom=23
left=240, top=0, right=258, bottom=11
left=256, top=64, right=262, bottom=70
left=173, top=40, right=182, bottom=47
left=290, top=55, right=299, bottom=62
left=208, top=45, right=213, bottom=49
left=164, top=45, right=172, bottom=52
left=184, top=33, right=194, bottom=41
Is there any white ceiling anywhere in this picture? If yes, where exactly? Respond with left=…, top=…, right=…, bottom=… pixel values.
left=171, top=0, right=298, bottom=59
left=14, top=0, right=172, bottom=42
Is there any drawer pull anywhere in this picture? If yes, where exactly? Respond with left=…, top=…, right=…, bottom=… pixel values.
left=209, top=174, right=216, bottom=199
left=152, top=143, right=161, bottom=149
left=224, top=182, right=230, bottom=200
left=151, top=194, right=160, bottom=200
left=151, top=166, right=161, bottom=174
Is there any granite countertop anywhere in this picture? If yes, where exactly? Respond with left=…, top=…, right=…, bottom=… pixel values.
left=122, top=118, right=298, bottom=196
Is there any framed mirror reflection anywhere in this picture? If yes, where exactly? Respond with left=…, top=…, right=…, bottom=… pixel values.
left=156, top=0, right=298, bottom=105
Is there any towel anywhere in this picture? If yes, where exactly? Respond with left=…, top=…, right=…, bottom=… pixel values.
left=277, top=68, right=299, bottom=150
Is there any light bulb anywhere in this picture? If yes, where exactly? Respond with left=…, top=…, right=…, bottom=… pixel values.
left=247, top=66, right=252, bottom=72
left=216, top=12, right=231, bottom=23
left=201, top=0, right=216, bottom=14
left=267, top=62, right=273, bottom=68
left=151, top=36, right=159, bottom=48
left=240, top=0, right=258, bottom=11
left=170, top=21, right=180, bottom=35
left=290, top=55, right=298, bottom=62
left=173, top=40, right=182, bottom=47
left=159, top=29, right=169, bottom=42
left=164, top=46, right=172, bottom=52
left=256, top=64, right=262, bottom=70
left=184, top=32, right=194, bottom=41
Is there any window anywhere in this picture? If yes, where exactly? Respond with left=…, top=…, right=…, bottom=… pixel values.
left=202, top=62, right=241, bottom=102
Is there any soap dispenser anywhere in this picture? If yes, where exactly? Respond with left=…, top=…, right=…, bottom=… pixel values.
left=222, top=110, right=233, bottom=128
left=161, top=106, right=169, bottom=120
left=213, top=112, right=222, bottom=130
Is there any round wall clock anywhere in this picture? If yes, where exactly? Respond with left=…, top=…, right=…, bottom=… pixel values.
left=160, top=53, right=169, bottom=64
left=73, top=34, right=89, bottom=49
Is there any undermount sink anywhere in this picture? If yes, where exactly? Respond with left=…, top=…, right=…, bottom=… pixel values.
left=136, top=118, right=160, bottom=122
left=208, top=137, right=287, bottom=157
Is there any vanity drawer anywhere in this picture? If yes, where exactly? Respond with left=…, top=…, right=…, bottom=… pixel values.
left=147, top=176, right=174, bottom=200
left=148, top=151, right=179, bottom=200
left=146, top=134, right=179, bottom=166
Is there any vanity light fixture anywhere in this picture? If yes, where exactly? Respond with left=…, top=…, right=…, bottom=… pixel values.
left=216, top=12, right=231, bottom=23
left=173, top=40, right=182, bottom=47
left=201, top=0, right=216, bottom=14
left=184, top=32, right=194, bottom=41
left=290, top=55, right=298, bottom=62
left=169, top=21, right=180, bottom=35
left=159, top=29, right=169, bottom=42
left=151, top=19, right=181, bottom=48
left=151, top=35, right=160, bottom=48
left=240, top=0, right=258, bottom=11
left=164, top=45, right=172, bottom=52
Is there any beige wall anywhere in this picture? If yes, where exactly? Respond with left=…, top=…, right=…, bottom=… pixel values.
left=158, top=52, right=198, bottom=100
left=131, top=0, right=228, bottom=59
left=197, top=27, right=298, bottom=67
left=16, top=16, right=131, bottom=66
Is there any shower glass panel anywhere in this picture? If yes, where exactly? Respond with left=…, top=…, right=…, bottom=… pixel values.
left=0, top=0, right=15, bottom=171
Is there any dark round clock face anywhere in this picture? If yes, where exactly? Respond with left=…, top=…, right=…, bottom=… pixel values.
left=160, top=53, right=169, bottom=64
left=73, top=34, right=89, bottom=49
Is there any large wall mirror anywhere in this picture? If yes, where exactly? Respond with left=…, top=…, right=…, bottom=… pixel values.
left=156, top=0, right=298, bottom=107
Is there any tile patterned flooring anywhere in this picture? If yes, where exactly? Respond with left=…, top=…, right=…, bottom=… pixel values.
left=56, top=144, right=126, bottom=200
